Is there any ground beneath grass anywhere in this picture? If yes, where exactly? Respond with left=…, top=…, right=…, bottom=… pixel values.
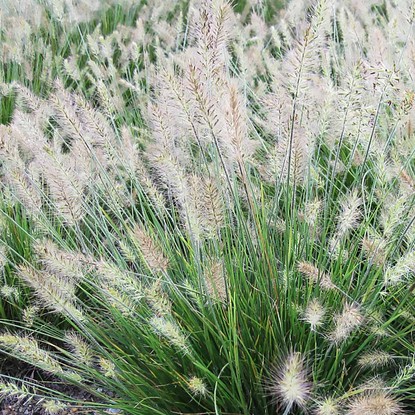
left=1, top=360, right=103, bottom=415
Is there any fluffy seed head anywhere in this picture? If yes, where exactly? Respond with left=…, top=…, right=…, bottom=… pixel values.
left=0, top=244, right=7, bottom=269
left=298, top=261, right=335, bottom=290
left=150, top=316, right=189, bottom=354
left=268, top=352, right=311, bottom=411
left=368, top=310, right=389, bottom=338
left=130, top=224, right=169, bottom=273
left=337, top=190, right=362, bottom=238
left=119, top=239, right=136, bottom=263
left=399, top=169, right=415, bottom=196
left=22, top=306, right=39, bottom=327
left=196, top=176, right=226, bottom=237
left=203, top=260, right=227, bottom=302
left=272, top=126, right=313, bottom=185
left=17, top=265, right=84, bottom=321
left=64, top=331, right=93, bottom=366
left=302, top=298, right=325, bottom=330
left=304, top=198, right=322, bottom=228
left=0, top=334, right=63, bottom=374
left=347, top=390, right=403, bottom=415
left=358, top=350, right=393, bottom=369
left=42, top=400, right=67, bottom=415
left=0, top=284, right=20, bottom=300
left=361, top=235, right=387, bottom=267
left=104, top=287, right=138, bottom=316
left=329, top=303, right=365, bottom=343
left=315, top=397, right=340, bottom=415
left=188, top=376, right=208, bottom=396
left=0, top=381, right=30, bottom=400
left=384, top=251, right=415, bottom=286
left=145, top=280, right=172, bottom=316
left=381, top=196, right=408, bottom=239
left=34, top=240, right=89, bottom=282
left=99, top=357, right=117, bottom=379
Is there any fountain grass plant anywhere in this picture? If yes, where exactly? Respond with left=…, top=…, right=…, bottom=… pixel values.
left=0, top=0, right=415, bottom=414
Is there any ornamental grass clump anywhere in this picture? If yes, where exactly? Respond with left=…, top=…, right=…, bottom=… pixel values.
left=0, top=0, right=415, bottom=414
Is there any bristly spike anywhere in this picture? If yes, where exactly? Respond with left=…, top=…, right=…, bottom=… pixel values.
left=346, top=390, right=403, bottom=415
left=329, top=303, right=365, bottom=344
left=267, top=352, right=312, bottom=414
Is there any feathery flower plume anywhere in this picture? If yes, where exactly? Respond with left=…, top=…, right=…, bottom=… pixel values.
left=17, top=265, right=84, bottom=321
left=155, top=65, right=202, bottom=146
left=148, top=143, right=202, bottom=239
left=346, top=390, right=403, bottom=415
left=315, top=396, right=340, bottom=415
left=11, top=110, right=48, bottom=157
left=95, top=260, right=143, bottom=302
left=373, top=152, right=396, bottom=189
left=197, top=177, right=226, bottom=237
left=203, top=260, right=227, bottom=302
left=358, top=376, right=388, bottom=393
left=1, top=155, right=42, bottom=215
left=63, top=56, right=81, bottom=81
left=384, top=251, right=415, bottom=285
left=50, top=80, right=84, bottom=141
left=0, top=334, right=63, bottom=374
left=36, top=151, right=86, bottom=225
left=150, top=316, right=189, bottom=354
left=225, top=80, right=257, bottom=166
left=381, top=196, right=408, bottom=240
left=145, top=280, right=172, bottom=316
left=12, top=82, right=45, bottom=115
left=224, top=81, right=259, bottom=208
left=191, top=0, right=232, bottom=86
left=0, top=381, right=31, bottom=400
left=399, top=169, right=415, bottom=196
left=64, top=371, right=83, bottom=383
left=0, top=284, right=19, bottom=301
left=185, top=66, right=229, bottom=177
left=34, top=240, right=90, bottom=282
left=303, top=198, right=322, bottom=228
left=22, top=306, right=40, bottom=327
left=74, top=93, right=116, bottom=148
left=336, top=190, right=362, bottom=239
left=99, top=357, right=117, bottom=379
left=147, top=101, right=176, bottom=150
left=329, top=303, right=364, bottom=343
left=302, top=298, right=325, bottom=331
left=368, top=310, right=389, bottom=338
left=129, top=223, right=169, bottom=273
left=96, top=79, right=123, bottom=116
left=297, top=261, right=335, bottom=290
left=327, top=236, right=349, bottom=261
left=105, top=287, right=138, bottom=316
left=42, top=400, right=67, bottom=415
left=267, top=352, right=311, bottom=415
left=281, top=0, right=329, bottom=97
left=187, top=376, right=208, bottom=396
left=94, top=262, right=141, bottom=315
left=358, top=350, right=393, bottom=369
left=361, top=233, right=387, bottom=267
left=392, top=355, right=415, bottom=389
left=272, top=126, right=313, bottom=186
left=86, top=32, right=101, bottom=58
left=118, top=239, right=136, bottom=263
left=270, top=216, right=287, bottom=234
left=64, top=331, right=93, bottom=367
left=0, top=82, right=13, bottom=97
